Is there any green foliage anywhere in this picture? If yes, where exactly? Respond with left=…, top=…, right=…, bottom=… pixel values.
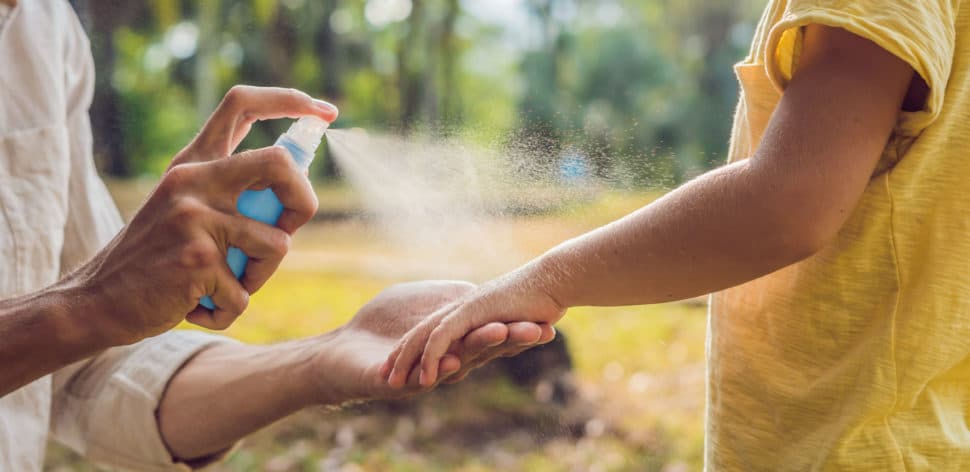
left=112, top=27, right=199, bottom=175
left=80, top=0, right=765, bottom=186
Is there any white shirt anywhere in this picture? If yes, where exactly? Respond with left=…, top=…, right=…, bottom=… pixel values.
left=0, top=1, right=234, bottom=470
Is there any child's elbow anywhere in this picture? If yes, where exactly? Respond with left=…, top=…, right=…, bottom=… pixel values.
left=773, top=209, right=843, bottom=264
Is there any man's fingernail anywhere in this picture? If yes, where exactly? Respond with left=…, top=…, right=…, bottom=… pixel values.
left=419, top=371, right=427, bottom=386
left=313, top=99, right=338, bottom=114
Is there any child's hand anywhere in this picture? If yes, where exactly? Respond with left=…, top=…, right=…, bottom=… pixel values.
left=380, top=268, right=566, bottom=388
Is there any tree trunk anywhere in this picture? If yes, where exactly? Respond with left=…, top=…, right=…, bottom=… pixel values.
left=316, top=0, right=343, bottom=100
left=76, top=0, right=130, bottom=177
left=438, top=0, right=460, bottom=132
left=397, top=0, right=425, bottom=132
left=195, top=0, right=221, bottom=126
left=315, top=0, right=342, bottom=179
left=267, top=7, right=297, bottom=86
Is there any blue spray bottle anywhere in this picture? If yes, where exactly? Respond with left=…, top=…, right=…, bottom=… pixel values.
left=200, top=116, right=329, bottom=310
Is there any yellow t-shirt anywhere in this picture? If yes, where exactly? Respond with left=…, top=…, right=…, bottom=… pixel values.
left=709, top=0, right=969, bottom=470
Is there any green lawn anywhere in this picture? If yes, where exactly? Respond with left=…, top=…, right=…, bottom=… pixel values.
left=46, top=182, right=707, bottom=472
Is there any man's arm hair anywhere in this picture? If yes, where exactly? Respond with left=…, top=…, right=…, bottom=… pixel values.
left=0, top=285, right=110, bottom=397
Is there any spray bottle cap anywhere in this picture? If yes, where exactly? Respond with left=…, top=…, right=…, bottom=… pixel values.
left=284, top=116, right=329, bottom=155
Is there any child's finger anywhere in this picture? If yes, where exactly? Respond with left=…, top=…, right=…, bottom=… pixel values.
left=439, top=354, right=461, bottom=379
left=462, top=322, right=508, bottom=352
left=388, top=334, right=425, bottom=388
left=380, top=335, right=410, bottom=381
left=404, top=358, right=424, bottom=387
left=382, top=333, right=413, bottom=386
left=380, top=320, right=427, bottom=387
left=388, top=320, right=438, bottom=389
left=419, top=313, right=479, bottom=386
left=401, top=353, right=460, bottom=389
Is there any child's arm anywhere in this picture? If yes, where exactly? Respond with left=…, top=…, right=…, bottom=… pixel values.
left=383, top=25, right=921, bottom=388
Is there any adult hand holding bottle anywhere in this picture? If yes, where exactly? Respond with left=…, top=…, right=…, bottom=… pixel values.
left=2, top=86, right=337, bottom=395
left=89, top=86, right=337, bottom=341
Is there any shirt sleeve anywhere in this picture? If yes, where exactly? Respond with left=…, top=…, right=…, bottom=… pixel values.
left=765, top=0, right=958, bottom=136
left=50, top=331, right=242, bottom=471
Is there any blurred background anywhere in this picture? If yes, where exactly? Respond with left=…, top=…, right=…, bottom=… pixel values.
left=49, top=0, right=765, bottom=470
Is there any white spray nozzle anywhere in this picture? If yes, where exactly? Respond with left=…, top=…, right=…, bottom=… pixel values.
left=284, top=116, right=330, bottom=155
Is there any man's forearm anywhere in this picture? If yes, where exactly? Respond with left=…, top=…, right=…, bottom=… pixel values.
left=159, top=280, right=553, bottom=461
left=156, top=335, right=334, bottom=461
left=0, top=284, right=109, bottom=397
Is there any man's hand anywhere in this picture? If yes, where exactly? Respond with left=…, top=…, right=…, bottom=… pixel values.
left=65, top=86, right=337, bottom=345
left=157, top=280, right=554, bottom=461
left=312, top=280, right=556, bottom=403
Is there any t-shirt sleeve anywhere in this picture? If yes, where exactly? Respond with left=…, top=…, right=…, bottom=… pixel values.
left=765, top=0, right=958, bottom=135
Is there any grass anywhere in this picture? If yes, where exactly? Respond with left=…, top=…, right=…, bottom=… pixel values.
left=46, top=182, right=706, bottom=472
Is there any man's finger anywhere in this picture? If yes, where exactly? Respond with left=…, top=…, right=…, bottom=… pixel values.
left=206, top=146, right=318, bottom=233
left=438, top=323, right=542, bottom=385
left=221, top=215, right=291, bottom=293
left=537, top=323, right=556, bottom=345
left=194, top=86, right=338, bottom=158
left=275, top=186, right=319, bottom=234
left=446, top=323, right=507, bottom=375
left=187, top=265, right=249, bottom=330
left=462, top=322, right=509, bottom=352
left=506, top=322, right=543, bottom=346
left=443, top=371, right=471, bottom=385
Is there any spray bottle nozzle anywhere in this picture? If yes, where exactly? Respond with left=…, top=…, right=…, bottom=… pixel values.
left=284, top=116, right=330, bottom=155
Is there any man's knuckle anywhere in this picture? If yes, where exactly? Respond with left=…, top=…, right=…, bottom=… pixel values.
left=223, top=299, right=246, bottom=320
left=430, top=325, right=447, bottom=338
left=260, top=148, right=290, bottom=175
left=223, top=85, right=250, bottom=107
left=286, top=87, right=310, bottom=101
left=170, top=197, right=206, bottom=223
left=160, top=165, right=193, bottom=194
left=268, top=230, right=291, bottom=257
left=239, top=291, right=251, bottom=312
left=179, top=240, right=218, bottom=269
left=309, top=191, right=320, bottom=214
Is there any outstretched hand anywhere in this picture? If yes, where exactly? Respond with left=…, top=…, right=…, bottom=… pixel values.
left=380, top=267, right=566, bottom=389
left=314, top=280, right=556, bottom=403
